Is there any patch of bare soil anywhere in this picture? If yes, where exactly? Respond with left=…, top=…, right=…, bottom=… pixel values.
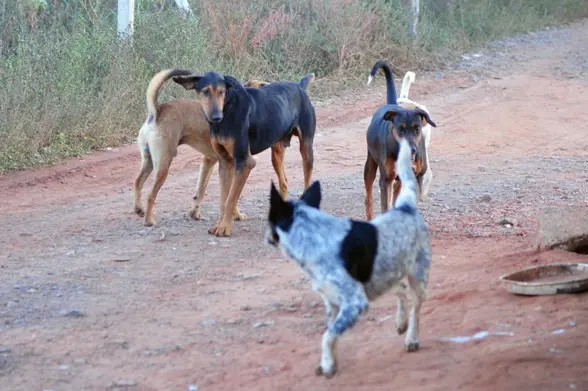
left=1, top=20, right=588, bottom=391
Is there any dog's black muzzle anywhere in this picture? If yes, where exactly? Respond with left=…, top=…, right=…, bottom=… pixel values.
left=209, top=112, right=223, bottom=123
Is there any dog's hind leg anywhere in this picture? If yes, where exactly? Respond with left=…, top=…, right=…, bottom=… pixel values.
left=144, top=156, right=172, bottom=227
left=315, top=293, right=369, bottom=378
left=133, top=148, right=154, bottom=217
left=299, top=138, right=314, bottom=191
left=364, top=153, right=377, bottom=220
left=189, top=156, right=217, bottom=221
left=271, top=143, right=289, bottom=199
left=404, top=277, right=426, bottom=352
left=405, top=248, right=430, bottom=352
left=395, top=283, right=409, bottom=335
left=320, top=294, right=339, bottom=326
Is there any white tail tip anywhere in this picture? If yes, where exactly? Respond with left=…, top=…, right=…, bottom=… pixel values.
left=367, top=75, right=373, bottom=85
left=407, top=71, right=416, bottom=83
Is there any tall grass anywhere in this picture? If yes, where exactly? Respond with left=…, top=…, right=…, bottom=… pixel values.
left=0, top=0, right=586, bottom=171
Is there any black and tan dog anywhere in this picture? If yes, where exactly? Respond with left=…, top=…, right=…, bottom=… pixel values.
left=134, top=69, right=266, bottom=227
left=363, top=60, right=437, bottom=220
left=173, top=71, right=316, bottom=236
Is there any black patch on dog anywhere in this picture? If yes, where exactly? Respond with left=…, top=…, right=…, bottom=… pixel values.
left=147, top=114, right=154, bottom=124
left=396, top=204, right=416, bottom=215
left=268, top=183, right=294, bottom=241
left=340, top=221, right=378, bottom=283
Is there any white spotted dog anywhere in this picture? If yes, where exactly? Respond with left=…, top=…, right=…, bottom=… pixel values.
left=396, top=70, right=434, bottom=200
left=265, top=137, right=431, bottom=378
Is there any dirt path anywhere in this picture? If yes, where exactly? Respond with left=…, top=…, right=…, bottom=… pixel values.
left=2, top=20, right=588, bottom=391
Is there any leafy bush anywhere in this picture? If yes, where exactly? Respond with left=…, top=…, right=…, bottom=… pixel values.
left=0, top=0, right=586, bottom=171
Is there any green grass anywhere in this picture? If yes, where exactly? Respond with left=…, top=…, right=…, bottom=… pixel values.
left=0, top=0, right=587, bottom=171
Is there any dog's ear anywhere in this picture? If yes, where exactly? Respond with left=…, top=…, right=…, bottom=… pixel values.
left=383, top=109, right=401, bottom=121
left=416, top=108, right=436, bottom=128
left=300, top=181, right=321, bottom=209
left=269, top=181, right=293, bottom=226
left=270, top=181, right=285, bottom=205
left=172, top=75, right=201, bottom=91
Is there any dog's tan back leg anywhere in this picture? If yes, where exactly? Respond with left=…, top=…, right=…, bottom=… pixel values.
left=299, top=139, right=314, bottom=191
left=363, top=153, right=377, bottom=220
left=190, top=156, right=217, bottom=220
left=271, top=143, right=289, bottom=199
left=144, top=162, right=171, bottom=227
left=134, top=149, right=154, bottom=217
left=144, top=140, right=174, bottom=227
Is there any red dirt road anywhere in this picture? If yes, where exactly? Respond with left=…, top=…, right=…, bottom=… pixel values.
left=2, top=21, right=588, bottom=391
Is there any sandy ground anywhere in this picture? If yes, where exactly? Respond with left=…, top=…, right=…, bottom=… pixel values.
left=1, top=19, right=588, bottom=391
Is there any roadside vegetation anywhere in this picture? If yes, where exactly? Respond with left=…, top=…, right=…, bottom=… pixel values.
left=1, top=0, right=586, bottom=171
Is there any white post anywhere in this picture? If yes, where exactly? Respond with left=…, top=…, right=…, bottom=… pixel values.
left=117, top=0, right=135, bottom=40
left=409, top=0, right=419, bottom=37
left=174, top=0, right=193, bottom=16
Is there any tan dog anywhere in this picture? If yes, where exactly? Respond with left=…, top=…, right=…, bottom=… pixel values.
left=243, top=80, right=269, bottom=88
left=133, top=68, right=248, bottom=227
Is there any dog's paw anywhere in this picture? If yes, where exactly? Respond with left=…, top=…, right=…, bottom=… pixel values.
left=189, top=207, right=201, bottom=220
left=233, top=210, right=248, bottom=221
left=143, top=214, right=156, bottom=226
left=315, top=363, right=337, bottom=378
left=396, top=323, right=408, bottom=335
left=209, top=223, right=233, bottom=237
left=405, top=340, right=420, bottom=352
left=134, top=205, right=145, bottom=217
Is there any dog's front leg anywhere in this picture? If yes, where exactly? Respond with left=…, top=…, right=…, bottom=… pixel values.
left=208, top=151, right=234, bottom=234
left=211, top=155, right=256, bottom=237
left=315, top=296, right=368, bottom=378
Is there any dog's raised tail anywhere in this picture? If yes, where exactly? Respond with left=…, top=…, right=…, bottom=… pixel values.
left=146, top=68, right=192, bottom=123
left=367, top=60, right=397, bottom=105
left=394, top=138, right=419, bottom=213
left=299, top=73, right=315, bottom=90
left=399, top=71, right=416, bottom=100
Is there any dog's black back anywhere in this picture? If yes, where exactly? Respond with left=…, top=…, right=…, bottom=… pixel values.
left=242, top=82, right=316, bottom=155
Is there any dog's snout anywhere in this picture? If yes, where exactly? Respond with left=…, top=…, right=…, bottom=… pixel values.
left=210, top=112, right=223, bottom=123
left=410, top=145, right=417, bottom=160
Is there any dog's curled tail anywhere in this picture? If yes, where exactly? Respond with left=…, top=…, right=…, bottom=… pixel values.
left=299, top=73, right=315, bottom=90
left=394, top=138, right=419, bottom=213
left=399, top=71, right=416, bottom=100
left=146, top=68, right=192, bottom=122
left=367, top=60, right=397, bottom=105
